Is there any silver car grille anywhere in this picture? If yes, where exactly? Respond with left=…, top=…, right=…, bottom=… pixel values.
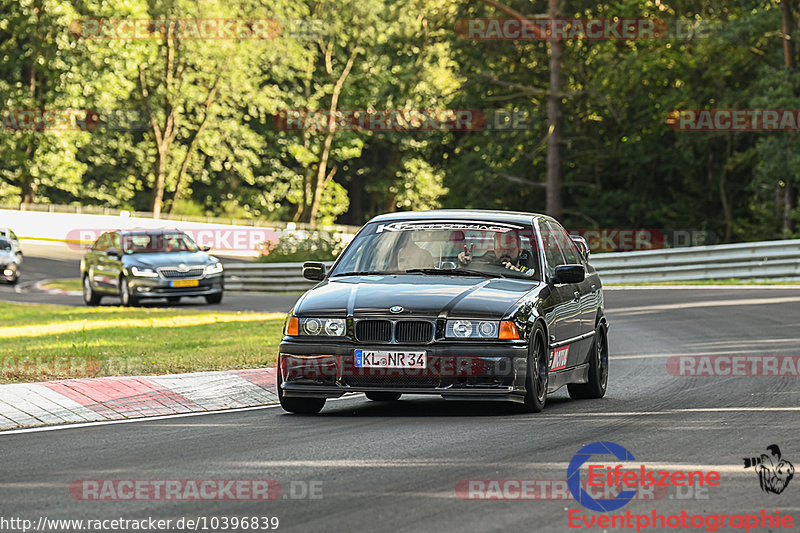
left=157, top=266, right=205, bottom=279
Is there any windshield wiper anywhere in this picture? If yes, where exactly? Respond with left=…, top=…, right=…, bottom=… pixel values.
left=404, top=268, right=507, bottom=278
left=332, top=270, right=401, bottom=276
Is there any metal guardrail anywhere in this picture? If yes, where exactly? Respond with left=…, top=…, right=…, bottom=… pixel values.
left=590, top=239, right=800, bottom=283
left=222, top=239, right=800, bottom=291
left=224, top=262, right=333, bottom=292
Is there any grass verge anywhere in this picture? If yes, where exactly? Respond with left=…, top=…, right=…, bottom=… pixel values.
left=0, top=301, right=285, bottom=383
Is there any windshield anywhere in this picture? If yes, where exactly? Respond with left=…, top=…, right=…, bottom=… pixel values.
left=0, top=240, right=11, bottom=252
left=122, top=233, right=200, bottom=253
left=331, top=220, right=540, bottom=280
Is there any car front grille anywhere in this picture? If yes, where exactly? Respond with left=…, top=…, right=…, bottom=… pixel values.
left=355, top=320, right=392, bottom=342
left=395, top=321, right=433, bottom=343
left=354, top=319, right=434, bottom=343
left=346, top=376, right=440, bottom=388
left=158, top=267, right=205, bottom=279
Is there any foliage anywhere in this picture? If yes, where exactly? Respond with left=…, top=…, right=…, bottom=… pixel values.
left=0, top=0, right=799, bottom=241
left=256, top=230, right=346, bottom=262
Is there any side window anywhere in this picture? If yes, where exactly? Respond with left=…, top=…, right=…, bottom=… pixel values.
left=551, top=223, right=582, bottom=265
left=9, top=230, right=17, bottom=240
left=92, top=233, right=110, bottom=251
left=111, top=233, right=122, bottom=251
left=539, top=221, right=566, bottom=279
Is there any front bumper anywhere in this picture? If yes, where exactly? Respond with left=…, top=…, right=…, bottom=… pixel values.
left=279, top=341, right=529, bottom=401
left=128, top=273, right=223, bottom=299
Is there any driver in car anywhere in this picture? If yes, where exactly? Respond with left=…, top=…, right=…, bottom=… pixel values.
left=458, top=230, right=533, bottom=274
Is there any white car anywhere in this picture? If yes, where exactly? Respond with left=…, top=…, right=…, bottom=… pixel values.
left=0, top=227, right=22, bottom=263
left=0, top=238, right=20, bottom=284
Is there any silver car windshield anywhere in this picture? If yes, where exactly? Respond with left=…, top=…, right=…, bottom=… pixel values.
left=331, top=221, right=539, bottom=280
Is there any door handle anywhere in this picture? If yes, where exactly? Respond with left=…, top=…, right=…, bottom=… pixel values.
left=573, top=291, right=581, bottom=301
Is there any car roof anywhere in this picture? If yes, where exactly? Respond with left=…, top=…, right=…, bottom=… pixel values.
left=116, top=228, right=185, bottom=235
left=367, top=209, right=556, bottom=225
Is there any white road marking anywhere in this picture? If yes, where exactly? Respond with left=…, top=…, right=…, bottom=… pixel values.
left=609, top=296, right=800, bottom=314
left=614, top=351, right=800, bottom=359
left=0, top=395, right=361, bottom=436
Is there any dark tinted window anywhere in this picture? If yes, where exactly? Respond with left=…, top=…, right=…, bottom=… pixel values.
left=539, top=220, right=566, bottom=279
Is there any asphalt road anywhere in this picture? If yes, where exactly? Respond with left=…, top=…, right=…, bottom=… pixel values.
left=0, top=242, right=300, bottom=313
left=1, top=287, right=799, bottom=532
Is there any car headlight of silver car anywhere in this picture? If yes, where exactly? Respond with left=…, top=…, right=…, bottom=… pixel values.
left=297, top=317, right=346, bottom=336
left=205, top=262, right=223, bottom=275
left=131, top=266, right=159, bottom=278
left=445, top=319, right=500, bottom=339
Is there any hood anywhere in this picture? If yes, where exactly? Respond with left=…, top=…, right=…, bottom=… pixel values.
left=124, top=251, right=214, bottom=268
left=294, top=274, right=539, bottom=319
left=0, top=250, right=15, bottom=264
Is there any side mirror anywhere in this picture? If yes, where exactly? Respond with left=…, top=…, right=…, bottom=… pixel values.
left=200, top=245, right=211, bottom=252
left=302, top=261, right=326, bottom=281
left=106, top=248, right=121, bottom=258
left=553, top=264, right=585, bottom=285
left=570, top=235, right=590, bottom=262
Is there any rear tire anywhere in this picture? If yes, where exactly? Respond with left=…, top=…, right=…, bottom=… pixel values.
left=83, top=275, right=101, bottom=306
left=277, top=363, right=325, bottom=414
left=521, top=323, right=548, bottom=413
left=205, top=293, right=223, bottom=304
left=365, top=392, right=402, bottom=401
left=568, top=323, right=608, bottom=400
left=119, top=277, right=139, bottom=307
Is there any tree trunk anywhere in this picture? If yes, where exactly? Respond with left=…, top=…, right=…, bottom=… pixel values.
left=306, top=47, right=358, bottom=226
left=546, top=0, right=563, bottom=219
left=169, top=76, right=219, bottom=214
left=781, top=0, right=797, bottom=237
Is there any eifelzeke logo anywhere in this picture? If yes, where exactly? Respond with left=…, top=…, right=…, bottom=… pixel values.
left=744, top=445, right=794, bottom=495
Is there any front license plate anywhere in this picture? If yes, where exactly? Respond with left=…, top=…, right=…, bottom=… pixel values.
left=354, top=350, right=427, bottom=369
left=171, top=279, right=199, bottom=288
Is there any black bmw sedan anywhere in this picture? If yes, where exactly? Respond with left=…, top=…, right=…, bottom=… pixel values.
left=278, top=210, right=609, bottom=414
left=80, top=229, right=224, bottom=306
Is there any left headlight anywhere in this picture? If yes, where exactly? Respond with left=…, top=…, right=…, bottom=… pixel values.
left=290, top=317, right=347, bottom=337
left=205, top=262, right=223, bottom=275
left=445, top=319, right=500, bottom=339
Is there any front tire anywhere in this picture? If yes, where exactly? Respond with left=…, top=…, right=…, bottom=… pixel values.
left=521, top=323, right=548, bottom=413
left=365, top=392, right=402, bottom=401
left=205, top=292, right=223, bottom=304
left=568, top=323, right=608, bottom=399
left=119, top=277, right=139, bottom=307
left=83, top=275, right=101, bottom=306
left=277, top=363, right=325, bottom=414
